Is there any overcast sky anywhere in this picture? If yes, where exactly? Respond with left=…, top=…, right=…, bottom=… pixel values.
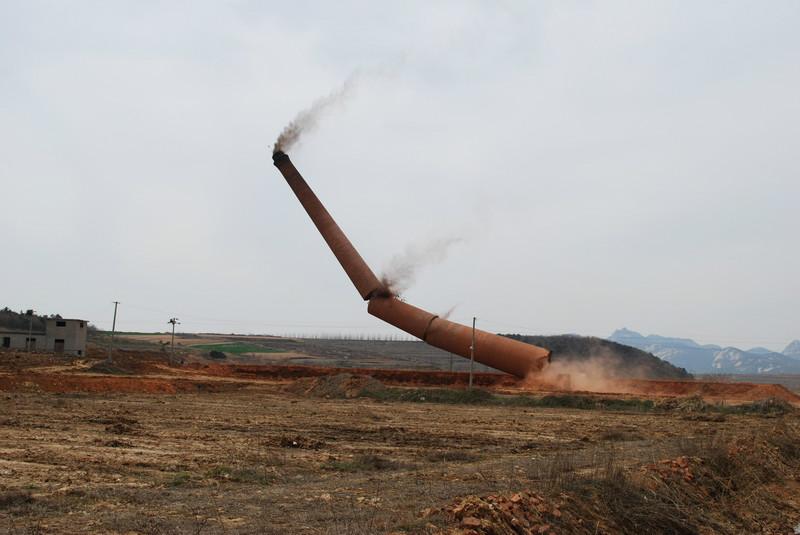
left=1, top=1, right=798, bottom=351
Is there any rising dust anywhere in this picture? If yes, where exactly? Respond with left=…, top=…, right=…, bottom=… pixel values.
left=380, top=237, right=462, bottom=296
left=526, top=353, right=648, bottom=394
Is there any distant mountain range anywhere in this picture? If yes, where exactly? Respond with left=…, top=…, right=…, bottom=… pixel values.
left=608, top=328, right=800, bottom=374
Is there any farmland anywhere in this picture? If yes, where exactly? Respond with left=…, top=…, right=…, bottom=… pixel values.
left=1, top=348, right=799, bottom=534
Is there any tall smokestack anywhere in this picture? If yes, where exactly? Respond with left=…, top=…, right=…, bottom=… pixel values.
left=273, top=152, right=551, bottom=378
left=272, top=151, right=385, bottom=300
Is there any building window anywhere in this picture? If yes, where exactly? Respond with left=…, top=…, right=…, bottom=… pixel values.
left=77, top=350, right=82, bottom=356
left=79, top=322, right=84, bottom=328
left=56, top=320, right=66, bottom=327
left=2, top=337, right=9, bottom=348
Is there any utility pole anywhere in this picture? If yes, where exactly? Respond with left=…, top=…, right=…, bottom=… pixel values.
left=107, top=301, right=119, bottom=364
left=26, top=309, right=34, bottom=352
left=469, top=316, right=476, bottom=389
left=168, top=318, right=180, bottom=363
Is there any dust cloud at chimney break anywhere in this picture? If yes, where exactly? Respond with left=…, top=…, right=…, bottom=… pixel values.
left=380, top=237, right=462, bottom=296
left=273, top=77, right=356, bottom=154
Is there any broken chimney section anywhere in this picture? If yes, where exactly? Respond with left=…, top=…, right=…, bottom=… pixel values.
left=272, top=151, right=385, bottom=300
left=272, top=151, right=551, bottom=378
left=367, top=297, right=550, bottom=377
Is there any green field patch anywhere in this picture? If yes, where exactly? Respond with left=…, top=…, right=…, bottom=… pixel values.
left=191, top=342, right=284, bottom=354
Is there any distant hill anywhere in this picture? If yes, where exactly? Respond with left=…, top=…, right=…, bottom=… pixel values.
left=783, top=340, right=800, bottom=359
left=609, top=328, right=800, bottom=374
left=504, top=334, right=692, bottom=380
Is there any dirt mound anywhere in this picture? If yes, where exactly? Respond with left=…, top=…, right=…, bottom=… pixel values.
left=622, top=379, right=800, bottom=404
left=284, top=373, right=385, bottom=399
left=430, top=490, right=572, bottom=534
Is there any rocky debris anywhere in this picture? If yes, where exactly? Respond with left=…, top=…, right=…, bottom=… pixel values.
left=428, top=490, right=571, bottom=535
left=284, top=373, right=385, bottom=399
left=641, top=456, right=697, bottom=483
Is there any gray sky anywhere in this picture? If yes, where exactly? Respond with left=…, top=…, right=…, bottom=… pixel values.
left=1, top=1, right=798, bottom=351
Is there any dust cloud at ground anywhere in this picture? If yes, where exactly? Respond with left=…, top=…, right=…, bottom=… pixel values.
left=526, top=352, right=647, bottom=394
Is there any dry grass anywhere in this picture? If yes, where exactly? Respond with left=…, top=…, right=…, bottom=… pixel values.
left=431, top=421, right=800, bottom=534
left=324, top=453, right=407, bottom=472
left=425, top=450, right=480, bottom=463
left=1, top=387, right=799, bottom=534
left=597, top=427, right=644, bottom=441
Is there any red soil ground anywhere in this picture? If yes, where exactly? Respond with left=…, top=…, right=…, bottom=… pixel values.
left=1, top=349, right=798, bottom=404
left=620, top=378, right=800, bottom=403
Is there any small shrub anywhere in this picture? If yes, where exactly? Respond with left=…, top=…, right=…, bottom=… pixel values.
left=167, top=472, right=193, bottom=487
left=367, top=387, right=493, bottom=404
left=588, top=474, right=695, bottom=534
left=191, top=342, right=282, bottom=354
left=728, top=397, right=793, bottom=416
left=523, top=451, right=580, bottom=492
left=207, top=465, right=273, bottom=485
left=103, top=439, right=133, bottom=448
left=598, top=428, right=644, bottom=442
left=425, top=450, right=480, bottom=463
left=532, top=394, right=596, bottom=409
left=0, top=490, right=34, bottom=509
left=105, top=422, right=136, bottom=434
left=367, top=387, right=660, bottom=413
left=765, top=427, right=800, bottom=461
left=325, top=454, right=404, bottom=472
left=278, top=435, right=324, bottom=450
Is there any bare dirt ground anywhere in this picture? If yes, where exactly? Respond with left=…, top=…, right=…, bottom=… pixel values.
left=1, top=349, right=799, bottom=534
left=698, top=373, right=800, bottom=394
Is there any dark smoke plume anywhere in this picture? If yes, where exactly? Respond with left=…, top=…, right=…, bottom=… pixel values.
left=380, top=237, right=462, bottom=296
left=273, top=77, right=356, bottom=154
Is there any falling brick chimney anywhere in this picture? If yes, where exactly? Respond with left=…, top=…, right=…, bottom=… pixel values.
left=273, top=151, right=550, bottom=378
